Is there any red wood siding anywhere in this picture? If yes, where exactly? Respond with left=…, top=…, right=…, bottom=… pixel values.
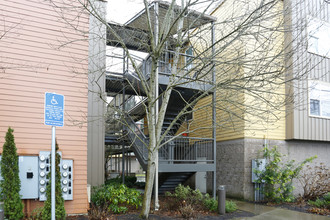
left=0, top=0, right=89, bottom=214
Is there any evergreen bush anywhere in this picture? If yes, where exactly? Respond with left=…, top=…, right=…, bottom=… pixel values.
left=42, top=141, right=66, bottom=219
left=0, top=127, right=24, bottom=219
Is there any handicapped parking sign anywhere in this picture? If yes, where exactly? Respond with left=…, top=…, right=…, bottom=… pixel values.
left=44, top=92, right=64, bottom=127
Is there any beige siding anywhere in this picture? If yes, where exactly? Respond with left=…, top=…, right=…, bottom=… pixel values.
left=191, top=0, right=286, bottom=141
left=87, top=0, right=107, bottom=187
left=285, top=0, right=330, bottom=141
left=0, top=0, right=89, bottom=215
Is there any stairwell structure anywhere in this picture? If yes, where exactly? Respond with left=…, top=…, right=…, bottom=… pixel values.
left=105, top=1, right=217, bottom=196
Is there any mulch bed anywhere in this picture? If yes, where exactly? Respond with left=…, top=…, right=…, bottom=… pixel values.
left=68, top=209, right=255, bottom=220
left=68, top=196, right=256, bottom=219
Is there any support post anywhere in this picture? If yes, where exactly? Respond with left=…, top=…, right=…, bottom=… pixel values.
left=211, top=21, right=217, bottom=198
left=122, top=49, right=126, bottom=184
left=154, top=1, right=160, bottom=211
left=51, top=126, right=56, bottom=220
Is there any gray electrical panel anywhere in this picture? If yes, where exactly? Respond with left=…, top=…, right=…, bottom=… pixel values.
left=61, top=159, right=73, bottom=200
left=19, top=156, right=39, bottom=199
left=252, top=159, right=266, bottom=183
left=0, top=152, right=73, bottom=201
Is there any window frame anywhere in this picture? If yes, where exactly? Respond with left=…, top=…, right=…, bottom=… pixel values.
left=308, top=80, right=330, bottom=119
left=185, top=46, right=193, bottom=71
left=307, top=16, right=330, bottom=58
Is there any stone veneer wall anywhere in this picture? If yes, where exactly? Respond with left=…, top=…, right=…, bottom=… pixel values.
left=213, top=138, right=330, bottom=200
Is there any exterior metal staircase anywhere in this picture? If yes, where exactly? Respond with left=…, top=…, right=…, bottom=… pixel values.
left=105, top=1, right=216, bottom=193
left=158, top=172, right=194, bottom=194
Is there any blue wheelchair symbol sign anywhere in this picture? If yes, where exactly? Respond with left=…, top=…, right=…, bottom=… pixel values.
left=45, top=93, right=64, bottom=127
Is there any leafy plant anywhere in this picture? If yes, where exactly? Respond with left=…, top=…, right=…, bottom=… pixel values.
left=105, top=176, right=137, bottom=188
left=166, top=185, right=238, bottom=216
left=225, top=200, right=238, bottom=213
left=308, top=193, right=330, bottom=209
left=203, top=193, right=218, bottom=212
left=42, top=141, right=66, bottom=220
left=91, top=183, right=142, bottom=214
left=299, top=163, right=329, bottom=200
left=255, top=146, right=316, bottom=203
left=179, top=204, right=195, bottom=219
left=28, top=207, right=43, bottom=220
left=0, top=127, right=24, bottom=219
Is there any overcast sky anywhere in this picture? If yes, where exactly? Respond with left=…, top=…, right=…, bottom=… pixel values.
left=107, top=0, right=145, bottom=23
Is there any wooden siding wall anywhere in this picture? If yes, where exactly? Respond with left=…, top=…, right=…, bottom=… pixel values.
left=0, top=0, right=89, bottom=214
left=285, top=0, right=330, bottom=141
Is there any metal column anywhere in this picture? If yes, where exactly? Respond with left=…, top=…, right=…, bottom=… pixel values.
left=211, top=21, right=217, bottom=198
left=154, top=1, right=160, bottom=211
left=122, top=49, right=126, bottom=184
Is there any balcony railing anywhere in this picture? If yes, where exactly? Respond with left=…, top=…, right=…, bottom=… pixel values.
left=106, top=49, right=213, bottom=84
left=159, top=136, right=214, bottom=163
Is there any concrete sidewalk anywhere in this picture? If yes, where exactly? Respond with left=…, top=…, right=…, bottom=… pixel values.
left=233, top=200, right=329, bottom=220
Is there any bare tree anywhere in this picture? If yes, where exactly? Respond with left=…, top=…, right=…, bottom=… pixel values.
left=47, top=0, right=322, bottom=218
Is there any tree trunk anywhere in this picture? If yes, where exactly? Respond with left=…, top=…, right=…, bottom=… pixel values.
left=140, top=149, right=157, bottom=219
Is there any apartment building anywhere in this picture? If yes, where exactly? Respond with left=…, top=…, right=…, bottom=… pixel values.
left=198, top=0, right=330, bottom=200
left=104, top=0, right=329, bottom=201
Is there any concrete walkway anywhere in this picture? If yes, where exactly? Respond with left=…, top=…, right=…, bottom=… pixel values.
left=233, top=200, right=329, bottom=220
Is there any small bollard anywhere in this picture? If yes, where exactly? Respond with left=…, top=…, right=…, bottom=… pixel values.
left=217, top=185, right=226, bottom=215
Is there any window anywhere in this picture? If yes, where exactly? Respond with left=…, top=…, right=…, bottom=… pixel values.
left=309, top=80, right=330, bottom=118
left=185, top=47, right=193, bottom=70
left=307, top=17, right=330, bottom=58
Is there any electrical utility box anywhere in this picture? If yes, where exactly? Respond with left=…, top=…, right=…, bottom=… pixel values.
left=19, top=156, right=39, bottom=199
left=252, top=159, right=266, bottom=183
left=38, top=151, right=73, bottom=201
left=61, top=159, right=73, bottom=200
left=38, top=151, right=51, bottom=201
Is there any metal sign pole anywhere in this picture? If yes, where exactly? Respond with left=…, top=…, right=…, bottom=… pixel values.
left=51, top=126, right=56, bottom=220
left=45, top=92, right=64, bottom=220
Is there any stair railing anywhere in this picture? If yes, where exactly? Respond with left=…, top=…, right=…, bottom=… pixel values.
left=124, top=114, right=149, bottom=162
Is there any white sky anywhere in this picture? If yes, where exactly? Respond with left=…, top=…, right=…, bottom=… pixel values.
left=107, top=0, right=146, bottom=23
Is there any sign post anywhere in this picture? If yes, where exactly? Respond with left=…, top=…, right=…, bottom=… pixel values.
left=45, top=92, right=64, bottom=220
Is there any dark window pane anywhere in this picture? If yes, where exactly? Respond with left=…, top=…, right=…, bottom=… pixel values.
left=310, top=99, right=320, bottom=116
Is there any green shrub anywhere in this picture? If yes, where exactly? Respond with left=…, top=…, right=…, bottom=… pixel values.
left=28, top=207, right=43, bottom=220
left=105, top=176, right=137, bottom=188
left=166, top=185, right=238, bottom=215
left=308, top=193, right=330, bottom=209
left=0, top=127, right=24, bottom=220
left=255, top=146, right=316, bottom=203
left=324, top=192, right=330, bottom=202
left=225, top=200, right=238, bottom=213
left=166, top=184, right=218, bottom=212
left=91, top=184, right=142, bottom=214
left=179, top=204, right=195, bottom=219
left=203, top=195, right=218, bottom=212
left=42, top=141, right=66, bottom=220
